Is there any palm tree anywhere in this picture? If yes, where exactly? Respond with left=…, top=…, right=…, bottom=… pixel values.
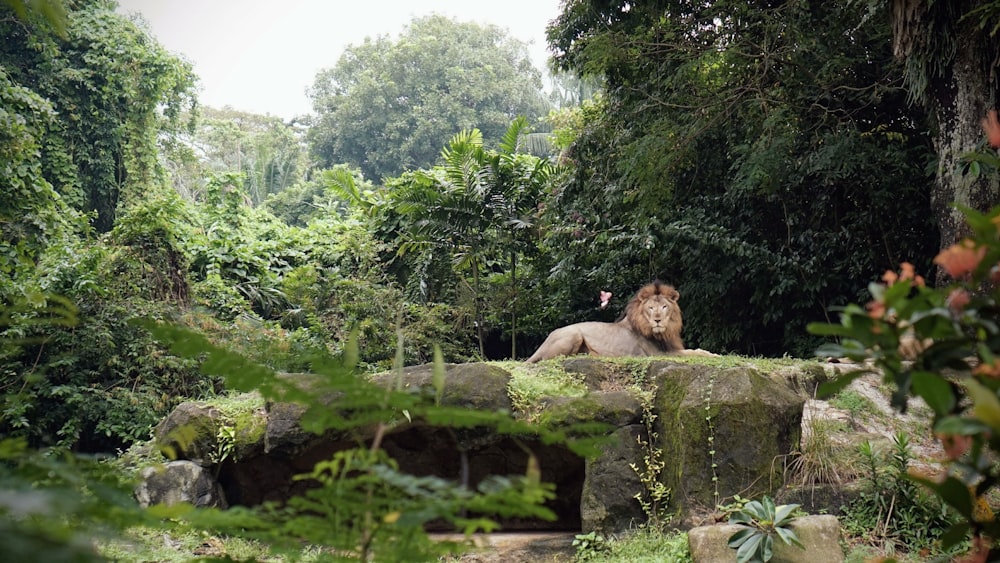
left=393, top=118, right=554, bottom=358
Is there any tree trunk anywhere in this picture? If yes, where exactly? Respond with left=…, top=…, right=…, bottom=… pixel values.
left=510, top=251, right=517, bottom=360
left=929, top=23, right=999, bottom=266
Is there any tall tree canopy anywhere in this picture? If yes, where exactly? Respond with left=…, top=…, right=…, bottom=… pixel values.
left=0, top=0, right=196, bottom=232
left=542, top=0, right=938, bottom=355
left=306, top=15, right=552, bottom=181
left=163, top=106, right=306, bottom=205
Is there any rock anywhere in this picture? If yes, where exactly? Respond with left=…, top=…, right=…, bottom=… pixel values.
left=154, top=402, right=223, bottom=465
left=580, top=423, right=647, bottom=533
left=142, top=359, right=809, bottom=535
left=539, top=391, right=643, bottom=428
left=652, top=362, right=805, bottom=513
left=687, top=515, right=844, bottom=563
left=371, top=362, right=514, bottom=412
left=561, top=358, right=613, bottom=391
left=135, top=460, right=227, bottom=509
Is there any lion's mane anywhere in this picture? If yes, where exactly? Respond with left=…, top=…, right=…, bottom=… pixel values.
left=525, top=281, right=686, bottom=363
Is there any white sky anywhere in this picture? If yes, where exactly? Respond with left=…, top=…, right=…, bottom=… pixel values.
left=115, top=0, right=564, bottom=121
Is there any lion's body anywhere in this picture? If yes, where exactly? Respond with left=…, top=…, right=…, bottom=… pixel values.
left=525, top=281, right=687, bottom=363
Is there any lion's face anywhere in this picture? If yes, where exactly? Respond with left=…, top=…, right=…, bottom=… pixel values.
left=626, top=282, right=683, bottom=345
left=642, top=295, right=676, bottom=335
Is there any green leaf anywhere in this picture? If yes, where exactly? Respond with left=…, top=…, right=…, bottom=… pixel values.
left=933, top=416, right=991, bottom=436
left=735, top=531, right=763, bottom=563
left=966, top=378, right=1000, bottom=431
left=806, top=321, right=854, bottom=336
left=939, top=521, right=971, bottom=550
left=761, top=533, right=773, bottom=562
left=911, top=371, right=956, bottom=415
left=908, top=474, right=974, bottom=518
left=775, top=525, right=804, bottom=549
left=728, top=526, right=756, bottom=548
left=773, top=503, right=799, bottom=525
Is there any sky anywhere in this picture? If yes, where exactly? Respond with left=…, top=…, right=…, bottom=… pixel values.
left=115, top=0, right=564, bottom=121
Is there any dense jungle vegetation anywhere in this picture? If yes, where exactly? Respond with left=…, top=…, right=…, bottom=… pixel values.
left=3, top=0, right=1000, bottom=560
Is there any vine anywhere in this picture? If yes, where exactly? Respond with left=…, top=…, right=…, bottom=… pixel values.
left=704, top=371, right=719, bottom=505
left=630, top=394, right=672, bottom=528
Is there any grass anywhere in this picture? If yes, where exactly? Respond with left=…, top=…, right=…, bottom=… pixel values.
left=785, top=418, right=858, bottom=487
left=576, top=527, right=692, bottom=563
left=100, top=527, right=291, bottom=562
left=828, top=389, right=880, bottom=419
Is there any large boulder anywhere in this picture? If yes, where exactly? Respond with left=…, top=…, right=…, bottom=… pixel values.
left=652, top=362, right=805, bottom=514
left=580, top=423, right=647, bottom=533
left=140, top=359, right=810, bottom=534
left=135, top=460, right=227, bottom=509
left=687, top=515, right=844, bottom=563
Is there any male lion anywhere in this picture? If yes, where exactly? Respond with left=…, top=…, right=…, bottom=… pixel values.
left=526, top=281, right=706, bottom=363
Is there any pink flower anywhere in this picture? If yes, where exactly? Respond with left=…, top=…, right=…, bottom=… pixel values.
left=947, top=288, right=971, bottom=312
left=599, top=291, right=612, bottom=309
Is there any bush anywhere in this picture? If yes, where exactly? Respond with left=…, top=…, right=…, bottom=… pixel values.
left=810, top=204, right=1000, bottom=559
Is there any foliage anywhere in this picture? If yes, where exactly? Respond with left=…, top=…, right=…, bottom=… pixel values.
left=0, top=0, right=197, bottom=232
left=839, top=434, right=953, bottom=555
left=263, top=165, right=374, bottom=227
left=727, top=496, right=804, bottom=563
left=577, top=526, right=692, bottom=563
left=163, top=106, right=306, bottom=205
left=573, top=530, right=609, bottom=560
left=0, top=65, right=90, bottom=303
left=807, top=204, right=1000, bottom=559
left=388, top=118, right=555, bottom=358
left=0, top=437, right=157, bottom=562
left=541, top=0, right=937, bottom=356
left=140, top=320, right=604, bottom=562
left=307, top=14, right=551, bottom=181
left=629, top=402, right=673, bottom=528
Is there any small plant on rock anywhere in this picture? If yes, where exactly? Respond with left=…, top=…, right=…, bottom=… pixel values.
left=572, top=531, right=609, bottom=561
left=727, top=495, right=804, bottom=563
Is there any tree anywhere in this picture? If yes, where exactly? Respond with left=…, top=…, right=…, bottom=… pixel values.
left=307, top=15, right=552, bottom=182
left=390, top=118, right=553, bottom=358
left=542, top=0, right=938, bottom=356
left=0, top=0, right=196, bottom=232
left=882, top=0, right=1000, bottom=264
left=163, top=106, right=306, bottom=205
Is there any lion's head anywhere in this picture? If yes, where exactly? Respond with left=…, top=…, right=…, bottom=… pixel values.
left=624, top=281, right=683, bottom=349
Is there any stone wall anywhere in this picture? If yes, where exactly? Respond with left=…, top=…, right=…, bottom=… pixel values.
left=140, top=359, right=810, bottom=534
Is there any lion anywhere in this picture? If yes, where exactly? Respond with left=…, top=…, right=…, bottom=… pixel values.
left=525, top=281, right=712, bottom=363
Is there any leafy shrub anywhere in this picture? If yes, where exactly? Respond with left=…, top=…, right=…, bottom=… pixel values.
left=1, top=224, right=218, bottom=452
left=727, top=496, right=804, bottom=563
left=840, top=433, right=952, bottom=555
left=806, top=203, right=1000, bottom=558
left=285, top=275, right=474, bottom=369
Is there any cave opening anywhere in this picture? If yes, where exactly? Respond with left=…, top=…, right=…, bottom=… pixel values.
left=217, top=424, right=585, bottom=532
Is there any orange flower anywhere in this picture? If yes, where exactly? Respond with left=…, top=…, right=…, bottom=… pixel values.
left=936, top=432, right=972, bottom=460
left=947, top=288, right=971, bottom=311
left=866, top=299, right=886, bottom=320
left=899, top=261, right=926, bottom=286
left=934, top=239, right=986, bottom=279
left=974, top=359, right=1000, bottom=378
left=883, top=262, right=925, bottom=287
left=882, top=269, right=898, bottom=285
left=983, top=109, right=1000, bottom=148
